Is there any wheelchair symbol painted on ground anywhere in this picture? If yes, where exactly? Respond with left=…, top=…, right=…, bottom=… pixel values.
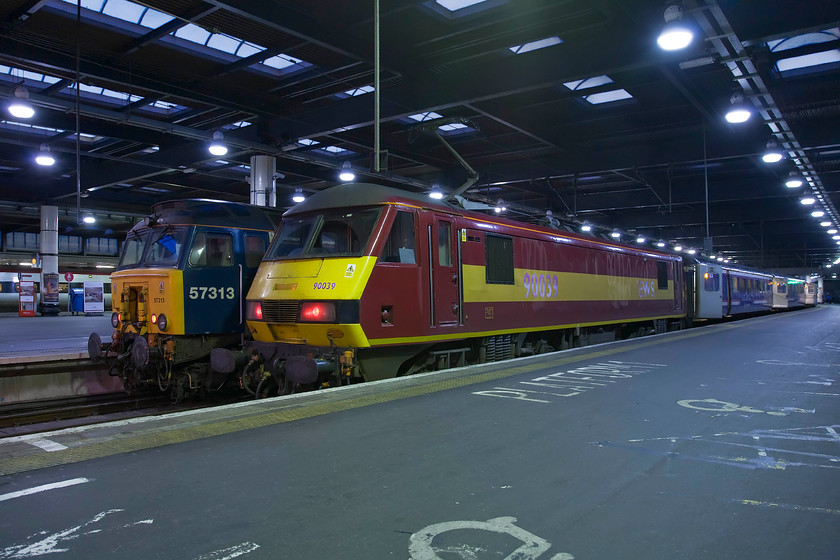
left=677, top=398, right=812, bottom=416
left=409, top=516, right=574, bottom=560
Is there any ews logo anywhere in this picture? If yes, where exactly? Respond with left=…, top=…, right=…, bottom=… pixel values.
left=638, top=280, right=656, bottom=298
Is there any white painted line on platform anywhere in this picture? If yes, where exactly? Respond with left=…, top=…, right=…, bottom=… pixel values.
left=28, top=438, right=68, bottom=452
left=193, top=542, right=260, bottom=560
left=0, top=477, right=89, bottom=502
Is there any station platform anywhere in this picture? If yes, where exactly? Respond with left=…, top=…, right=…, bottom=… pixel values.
left=0, top=312, right=114, bottom=363
left=0, top=312, right=121, bottom=403
left=0, top=305, right=837, bottom=559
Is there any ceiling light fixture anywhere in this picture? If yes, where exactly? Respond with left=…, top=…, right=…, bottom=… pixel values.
left=292, top=187, right=305, bottom=203
left=674, top=245, right=683, bottom=252
left=35, top=143, right=55, bottom=166
left=656, top=5, right=694, bottom=51
left=812, top=210, right=825, bottom=218
left=800, top=196, right=816, bottom=206
left=8, top=84, right=34, bottom=119
left=656, top=240, right=666, bottom=248
left=828, top=229, right=838, bottom=234
left=429, top=185, right=444, bottom=200
left=494, top=199, right=507, bottom=213
left=821, top=221, right=832, bottom=227
left=724, top=91, right=752, bottom=124
left=610, top=230, right=621, bottom=239
left=339, top=161, right=355, bottom=182
left=581, top=223, right=592, bottom=233
left=761, top=139, right=783, bottom=163
left=636, top=236, right=646, bottom=244
left=82, top=215, right=96, bottom=224
left=208, top=131, right=228, bottom=156
left=785, top=171, right=803, bottom=188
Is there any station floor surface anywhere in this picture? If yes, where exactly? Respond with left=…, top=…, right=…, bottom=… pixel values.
left=0, top=306, right=839, bottom=559
left=0, top=312, right=114, bottom=362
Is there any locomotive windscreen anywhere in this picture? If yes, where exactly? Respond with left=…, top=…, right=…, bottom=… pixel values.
left=266, top=208, right=381, bottom=259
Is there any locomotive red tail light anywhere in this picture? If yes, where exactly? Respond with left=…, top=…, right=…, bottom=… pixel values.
left=151, top=313, right=158, bottom=324
left=246, top=301, right=263, bottom=321
left=299, top=302, right=336, bottom=322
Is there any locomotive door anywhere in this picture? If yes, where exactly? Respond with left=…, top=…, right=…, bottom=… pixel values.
left=429, top=216, right=460, bottom=326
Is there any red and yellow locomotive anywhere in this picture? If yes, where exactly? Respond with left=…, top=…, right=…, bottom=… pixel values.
left=213, top=183, right=685, bottom=393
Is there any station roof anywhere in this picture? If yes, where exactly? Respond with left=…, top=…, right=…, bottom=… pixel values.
left=0, top=0, right=838, bottom=271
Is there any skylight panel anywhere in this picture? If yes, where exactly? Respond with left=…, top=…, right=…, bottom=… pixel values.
left=767, top=28, right=839, bottom=52
left=175, top=23, right=212, bottom=45
left=509, top=36, right=563, bottom=55
left=439, top=122, right=468, bottom=132
left=102, top=0, right=144, bottom=23
left=207, top=34, right=241, bottom=54
left=409, top=111, right=444, bottom=122
left=436, top=0, right=487, bottom=10
left=563, top=75, right=613, bottom=91
left=0, top=65, right=62, bottom=85
left=139, top=8, right=173, bottom=28
left=583, top=89, right=633, bottom=105
left=344, top=85, right=375, bottom=97
left=776, top=50, right=840, bottom=75
left=221, top=121, right=253, bottom=130
left=236, top=42, right=266, bottom=58
left=299, top=138, right=319, bottom=146
left=322, top=146, right=350, bottom=155
left=263, top=54, right=304, bottom=70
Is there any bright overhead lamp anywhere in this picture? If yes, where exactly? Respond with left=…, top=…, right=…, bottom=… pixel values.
left=828, top=229, right=838, bottom=234
left=724, top=91, right=752, bottom=124
left=656, top=240, right=666, bottom=248
left=208, top=131, right=228, bottom=156
left=610, top=230, right=621, bottom=239
left=687, top=248, right=696, bottom=255
left=494, top=199, right=506, bottom=213
left=8, top=84, right=34, bottom=119
left=580, top=223, right=592, bottom=233
left=820, top=221, right=832, bottom=227
left=800, top=196, right=816, bottom=205
left=833, top=235, right=840, bottom=241
left=761, top=139, right=783, bottom=163
left=785, top=171, right=803, bottom=188
left=82, top=215, right=96, bottom=224
left=656, top=5, right=694, bottom=51
left=429, top=185, right=444, bottom=200
left=812, top=210, right=825, bottom=218
left=35, top=143, right=55, bottom=166
left=292, top=187, right=305, bottom=203
left=673, top=245, right=683, bottom=252
left=338, top=161, right=355, bottom=182
left=636, top=236, right=646, bottom=244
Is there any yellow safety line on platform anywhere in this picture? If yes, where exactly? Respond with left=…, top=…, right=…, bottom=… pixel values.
left=0, top=313, right=799, bottom=477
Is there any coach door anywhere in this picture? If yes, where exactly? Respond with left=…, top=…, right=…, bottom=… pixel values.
left=429, top=216, right=461, bottom=326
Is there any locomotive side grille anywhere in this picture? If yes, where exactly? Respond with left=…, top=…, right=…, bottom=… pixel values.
left=261, top=300, right=300, bottom=323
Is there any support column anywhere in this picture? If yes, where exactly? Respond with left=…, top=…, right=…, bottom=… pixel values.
left=250, top=155, right=277, bottom=207
left=40, top=205, right=60, bottom=315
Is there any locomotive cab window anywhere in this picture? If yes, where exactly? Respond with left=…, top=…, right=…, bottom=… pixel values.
left=146, top=227, right=187, bottom=267
left=380, top=211, right=417, bottom=264
left=486, top=234, right=514, bottom=284
left=244, top=234, right=268, bottom=267
left=267, top=208, right=381, bottom=259
left=189, top=232, right=233, bottom=267
left=656, top=261, right=668, bottom=289
left=118, top=230, right=149, bottom=269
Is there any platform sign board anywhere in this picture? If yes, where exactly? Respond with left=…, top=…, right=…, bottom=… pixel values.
left=18, top=281, right=36, bottom=317
left=43, top=273, right=59, bottom=307
left=83, top=281, right=105, bottom=314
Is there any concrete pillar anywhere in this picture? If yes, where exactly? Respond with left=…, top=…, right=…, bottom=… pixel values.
left=250, top=155, right=276, bottom=207
left=40, top=205, right=60, bottom=315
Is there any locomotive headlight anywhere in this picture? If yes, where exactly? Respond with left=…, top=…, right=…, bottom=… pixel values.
left=299, top=302, right=336, bottom=322
left=246, top=301, right=263, bottom=321
left=111, top=312, right=120, bottom=328
left=157, top=313, right=168, bottom=331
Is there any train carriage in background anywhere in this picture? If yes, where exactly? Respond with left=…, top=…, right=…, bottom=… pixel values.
left=89, top=199, right=281, bottom=400
left=217, top=183, right=685, bottom=392
left=0, top=271, right=112, bottom=313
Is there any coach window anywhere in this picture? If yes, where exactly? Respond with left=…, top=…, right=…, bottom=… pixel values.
left=381, top=211, right=417, bottom=264
left=189, top=232, right=233, bottom=267
left=656, top=261, right=668, bottom=289
left=486, top=234, right=514, bottom=284
left=244, top=234, right=267, bottom=267
left=704, top=272, right=720, bottom=291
